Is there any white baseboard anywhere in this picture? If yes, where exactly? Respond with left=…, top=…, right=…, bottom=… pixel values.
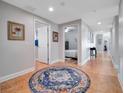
left=50, top=59, right=65, bottom=64
left=81, top=57, right=90, bottom=65
left=0, top=67, right=35, bottom=83
left=111, top=58, right=119, bottom=71
left=111, top=56, right=123, bottom=89
left=118, top=73, right=123, bottom=89
left=50, top=57, right=90, bottom=65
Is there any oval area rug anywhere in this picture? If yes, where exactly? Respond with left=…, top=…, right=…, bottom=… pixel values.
left=29, top=66, right=90, bottom=93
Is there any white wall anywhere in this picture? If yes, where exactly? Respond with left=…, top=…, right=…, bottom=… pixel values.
left=81, top=21, right=92, bottom=64
left=111, top=1, right=123, bottom=86
left=118, top=0, right=123, bottom=87
left=50, top=24, right=59, bottom=63
left=0, top=1, right=59, bottom=81
left=0, top=1, right=34, bottom=78
left=111, top=16, right=120, bottom=69
left=111, top=1, right=123, bottom=87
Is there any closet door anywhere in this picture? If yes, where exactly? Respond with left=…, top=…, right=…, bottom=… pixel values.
left=37, top=25, right=48, bottom=63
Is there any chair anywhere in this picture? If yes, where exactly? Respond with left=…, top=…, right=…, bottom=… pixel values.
left=90, top=47, right=97, bottom=58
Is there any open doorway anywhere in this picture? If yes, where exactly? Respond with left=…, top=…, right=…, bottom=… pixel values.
left=95, top=31, right=111, bottom=53
left=64, top=25, right=78, bottom=64
left=34, top=20, right=49, bottom=64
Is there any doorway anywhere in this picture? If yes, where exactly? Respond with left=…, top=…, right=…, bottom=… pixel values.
left=96, top=34, right=103, bottom=52
left=64, top=25, right=79, bottom=64
left=34, top=20, right=49, bottom=64
left=95, top=32, right=111, bottom=53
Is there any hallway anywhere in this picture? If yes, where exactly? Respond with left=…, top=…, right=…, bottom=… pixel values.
left=0, top=53, right=122, bottom=93
left=82, top=53, right=122, bottom=93
left=0, top=0, right=123, bottom=93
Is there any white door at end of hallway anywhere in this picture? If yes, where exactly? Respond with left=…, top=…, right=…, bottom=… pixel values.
left=96, top=34, right=103, bottom=52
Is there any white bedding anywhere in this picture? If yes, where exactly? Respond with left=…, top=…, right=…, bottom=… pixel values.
left=65, top=50, right=77, bottom=58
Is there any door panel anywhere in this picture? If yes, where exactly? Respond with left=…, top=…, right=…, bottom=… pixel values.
left=37, top=26, right=48, bottom=63
left=96, top=34, right=103, bottom=52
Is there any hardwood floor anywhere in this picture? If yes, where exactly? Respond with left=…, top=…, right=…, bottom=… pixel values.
left=0, top=53, right=122, bottom=93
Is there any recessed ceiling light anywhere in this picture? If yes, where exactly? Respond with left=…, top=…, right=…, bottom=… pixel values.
left=49, top=7, right=54, bottom=12
left=97, top=22, right=102, bottom=25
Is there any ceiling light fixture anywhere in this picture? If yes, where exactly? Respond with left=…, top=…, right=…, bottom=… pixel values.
left=49, top=7, right=54, bottom=12
left=97, top=22, right=102, bottom=25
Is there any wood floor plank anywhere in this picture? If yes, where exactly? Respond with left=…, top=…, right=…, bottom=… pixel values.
left=0, top=53, right=122, bottom=93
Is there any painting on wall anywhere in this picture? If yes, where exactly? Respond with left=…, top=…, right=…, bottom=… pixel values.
left=8, top=21, right=25, bottom=40
left=53, top=31, right=58, bottom=42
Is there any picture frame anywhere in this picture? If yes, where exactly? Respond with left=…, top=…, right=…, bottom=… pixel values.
left=8, top=21, right=25, bottom=40
left=53, top=31, right=58, bottom=42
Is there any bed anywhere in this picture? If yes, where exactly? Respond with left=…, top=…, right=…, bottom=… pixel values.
left=65, top=50, right=77, bottom=59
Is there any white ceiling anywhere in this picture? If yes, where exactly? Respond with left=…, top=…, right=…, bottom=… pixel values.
left=65, top=26, right=76, bottom=32
left=82, top=6, right=119, bottom=31
left=2, top=0, right=119, bottom=31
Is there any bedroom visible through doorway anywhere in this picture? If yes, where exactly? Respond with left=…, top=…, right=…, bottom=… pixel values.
left=64, top=25, right=78, bottom=64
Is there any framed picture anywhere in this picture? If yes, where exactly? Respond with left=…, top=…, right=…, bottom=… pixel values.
left=53, top=31, right=58, bottom=42
left=8, top=21, right=25, bottom=40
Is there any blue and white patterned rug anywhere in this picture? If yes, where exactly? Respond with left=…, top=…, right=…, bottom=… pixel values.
left=29, top=66, right=90, bottom=93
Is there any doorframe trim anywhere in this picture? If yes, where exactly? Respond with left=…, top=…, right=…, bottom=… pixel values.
left=34, top=18, right=51, bottom=64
